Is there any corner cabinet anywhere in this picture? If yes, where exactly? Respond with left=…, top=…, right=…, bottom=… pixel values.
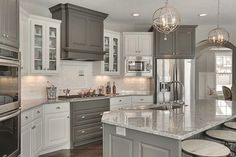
left=94, top=30, right=121, bottom=76
left=30, top=16, right=61, bottom=75
left=154, top=25, right=197, bottom=59
left=0, top=0, right=19, bottom=51
left=123, top=32, right=153, bottom=56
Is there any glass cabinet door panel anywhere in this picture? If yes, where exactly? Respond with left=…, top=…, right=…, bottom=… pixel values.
left=34, top=25, right=43, bottom=70
left=48, top=27, right=57, bottom=71
left=104, top=36, right=110, bottom=72
left=113, top=38, right=118, bottom=72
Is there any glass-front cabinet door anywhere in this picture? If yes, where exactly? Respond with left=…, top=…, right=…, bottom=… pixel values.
left=102, top=30, right=120, bottom=75
left=30, top=18, right=60, bottom=75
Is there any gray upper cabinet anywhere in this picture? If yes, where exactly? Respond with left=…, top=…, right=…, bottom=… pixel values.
left=154, top=25, right=197, bottom=59
left=49, top=3, right=108, bottom=61
left=0, top=0, right=19, bottom=50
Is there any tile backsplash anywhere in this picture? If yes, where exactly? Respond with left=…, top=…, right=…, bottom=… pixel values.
left=21, top=61, right=152, bottom=100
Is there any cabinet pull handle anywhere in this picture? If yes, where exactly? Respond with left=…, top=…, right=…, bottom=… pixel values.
left=6, top=34, right=8, bottom=38
left=100, top=113, right=103, bottom=116
left=67, top=116, right=70, bottom=118
left=81, top=116, right=85, bottom=119
left=81, top=130, right=85, bottom=134
left=25, top=116, right=28, bottom=119
left=32, top=125, right=36, bottom=130
left=56, top=106, right=61, bottom=109
left=100, top=126, right=103, bottom=129
left=140, top=99, right=144, bottom=101
left=37, top=111, right=40, bottom=114
left=119, top=100, right=122, bottom=102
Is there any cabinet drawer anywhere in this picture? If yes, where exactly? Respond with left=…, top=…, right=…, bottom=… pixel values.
left=21, top=110, right=33, bottom=126
left=110, top=96, right=131, bottom=106
left=71, top=99, right=110, bottom=111
left=44, top=102, right=69, bottom=114
left=32, top=106, right=43, bottom=120
left=132, top=96, right=153, bottom=103
left=72, top=125, right=103, bottom=141
left=72, top=111, right=102, bottom=126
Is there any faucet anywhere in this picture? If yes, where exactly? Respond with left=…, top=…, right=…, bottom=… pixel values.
left=169, top=81, right=185, bottom=105
left=63, top=88, right=70, bottom=97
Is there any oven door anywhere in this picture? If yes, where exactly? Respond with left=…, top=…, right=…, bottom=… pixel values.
left=0, top=59, right=20, bottom=115
left=0, top=109, right=20, bottom=157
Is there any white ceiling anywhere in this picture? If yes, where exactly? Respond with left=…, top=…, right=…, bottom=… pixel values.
left=21, top=0, right=236, bottom=25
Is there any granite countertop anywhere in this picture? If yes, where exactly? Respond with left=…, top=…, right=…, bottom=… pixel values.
left=102, top=100, right=236, bottom=140
left=21, top=92, right=153, bottom=112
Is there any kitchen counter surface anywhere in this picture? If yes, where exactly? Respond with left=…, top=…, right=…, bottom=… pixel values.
left=21, top=92, right=153, bottom=112
left=102, top=100, right=236, bottom=140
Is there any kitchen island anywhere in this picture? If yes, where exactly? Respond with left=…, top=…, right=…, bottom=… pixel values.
left=102, top=100, right=236, bottom=157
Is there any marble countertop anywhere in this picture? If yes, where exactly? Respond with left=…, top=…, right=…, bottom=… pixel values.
left=102, top=100, right=236, bottom=140
left=21, top=92, right=153, bottom=112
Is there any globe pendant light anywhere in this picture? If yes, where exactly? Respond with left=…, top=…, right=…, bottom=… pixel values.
left=152, top=0, right=181, bottom=40
left=208, top=0, right=230, bottom=46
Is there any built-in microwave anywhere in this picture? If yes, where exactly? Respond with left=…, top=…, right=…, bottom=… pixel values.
left=125, top=56, right=153, bottom=77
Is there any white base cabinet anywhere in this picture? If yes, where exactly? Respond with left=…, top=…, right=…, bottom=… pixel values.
left=21, top=102, right=70, bottom=157
left=21, top=107, right=43, bottom=157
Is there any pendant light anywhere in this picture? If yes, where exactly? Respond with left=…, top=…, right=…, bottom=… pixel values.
left=152, top=0, right=181, bottom=40
left=208, top=0, right=230, bottom=46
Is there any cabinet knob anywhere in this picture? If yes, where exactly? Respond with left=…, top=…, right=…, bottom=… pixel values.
left=81, top=130, right=85, bottom=134
left=2, top=34, right=5, bottom=37
left=56, top=106, right=61, bottom=109
left=119, top=100, right=122, bottom=102
left=81, top=116, right=85, bottom=119
left=6, top=34, right=8, bottom=38
left=37, top=111, right=40, bottom=114
left=67, top=116, right=70, bottom=118
left=100, top=113, right=103, bottom=116
left=32, top=125, right=36, bottom=130
left=25, top=116, right=28, bottom=119
left=100, top=126, right=103, bottom=129
left=140, top=99, right=144, bottom=101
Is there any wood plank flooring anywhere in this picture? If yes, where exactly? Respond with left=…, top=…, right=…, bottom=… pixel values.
left=39, top=141, right=102, bottom=157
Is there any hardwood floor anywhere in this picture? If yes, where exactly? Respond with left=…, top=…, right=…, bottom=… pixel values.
left=39, top=141, right=102, bottom=157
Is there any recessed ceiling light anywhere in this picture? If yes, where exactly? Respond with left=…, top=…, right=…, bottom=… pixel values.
left=132, top=13, right=140, bottom=17
left=199, top=13, right=208, bottom=17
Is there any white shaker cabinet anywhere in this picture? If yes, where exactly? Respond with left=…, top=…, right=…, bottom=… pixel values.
left=31, top=118, right=43, bottom=157
left=123, top=32, right=153, bottom=56
left=42, top=103, right=70, bottom=154
left=21, top=123, right=32, bottom=157
left=30, top=16, right=61, bottom=75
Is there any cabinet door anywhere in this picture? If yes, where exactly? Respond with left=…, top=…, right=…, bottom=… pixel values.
left=32, top=118, right=43, bottom=157
left=87, top=17, right=103, bottom=52
left=111, top=35, right=120, bottom=74
left=103, top=34, right=112, bottom=73
left=138, top=34, right=153, bottom=56
left=21, top=123, right=32, bottom=157
left=44, top=112, right=70, bottom=147
left=4, top=0, right=19, bottom=48
left=45, top=24, right=60, bottom=73
left=0, top=0, right=5, bottom=44
left=31, top=20, right=46, bottom=73
left=124, top=34, right=139, bottom=56
left=175, top=27, right=195, bottom=59
left=155, top=31, right=175, bottom=58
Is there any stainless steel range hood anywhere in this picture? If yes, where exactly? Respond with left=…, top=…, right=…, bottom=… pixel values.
left=49, top=3, right=108, bottom=61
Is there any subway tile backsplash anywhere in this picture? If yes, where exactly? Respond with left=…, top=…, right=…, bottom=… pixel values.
left=21, top=61, right=152, bottom=100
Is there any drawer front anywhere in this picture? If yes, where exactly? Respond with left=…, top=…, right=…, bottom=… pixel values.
left=72, top=124, right=103, bottom=142
left=21, top=110, right=33, bottom=126
left=110, top=96, right=131, bottom=106
left=132, top=96, right=153, bottom=103
left=44, top=102, right=70, bottom=114
left=32, top=106, right=43, bottom=120
left=71, top=99, right=110, bottom=111
left=72, top=113, right=102, bottom=126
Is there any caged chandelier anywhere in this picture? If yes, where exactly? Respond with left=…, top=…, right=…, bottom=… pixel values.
left=208, top=0, right=230, bottom=46
left=152, top=0, right=181, bottom=40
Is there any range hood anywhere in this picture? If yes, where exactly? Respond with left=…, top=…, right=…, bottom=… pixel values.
left=49, top=3, right=108, bottom=61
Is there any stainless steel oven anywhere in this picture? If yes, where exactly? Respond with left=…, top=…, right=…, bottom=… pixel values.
left=125, top=56, right=153, bottom=77
left=0, top=58, right=20, bottom=115
left=0, top=109, right=20, bottom=157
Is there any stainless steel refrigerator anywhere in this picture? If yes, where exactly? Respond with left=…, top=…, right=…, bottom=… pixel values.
left=154, top=59, right=195, bottom=105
